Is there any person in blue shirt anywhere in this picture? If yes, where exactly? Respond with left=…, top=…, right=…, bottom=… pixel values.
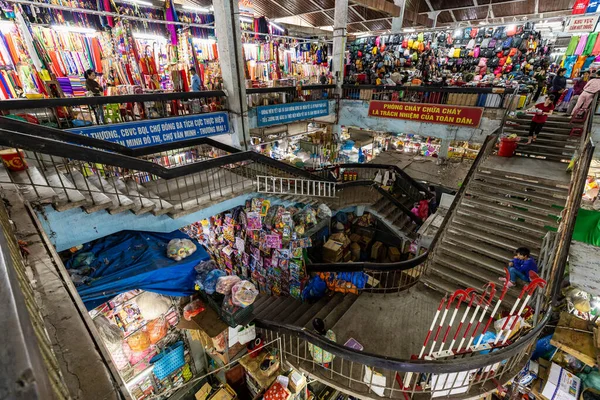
left=500, top=247, right=538, bottom=288
left=190, top=67, right=202, bottom=91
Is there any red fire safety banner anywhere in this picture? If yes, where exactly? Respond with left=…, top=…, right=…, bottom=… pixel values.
left=367, top=101, right=484, bottom=128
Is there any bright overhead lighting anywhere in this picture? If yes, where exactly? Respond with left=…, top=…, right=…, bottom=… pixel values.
left=403, top=28, right=415, bottom=33
left=133, top=32, right=166, bottom=41
left=535, top=20, right=562, bottom=28
left=182, top=5, right=210, bottom=13
left=193, top=38, right=216, bottom=44
left=126, top=0, right=153, bottom=5
left=51, top=25, right=97, bottom=34
left=356, top=32, right=371, bottom=37
left=318, top=26, right=334, bottom=31
left=269, top=22, right=284, bottom=31
left=240, top=17, right=253, bottom=23
left=479, top=21, right=486, bottom=26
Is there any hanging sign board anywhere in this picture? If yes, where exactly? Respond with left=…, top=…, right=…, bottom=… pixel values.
left=587, top=0, right=600, bottom=13
left=367, top=101, right=484, bottom=128
left=67, top=112, right=230, bottom=148
left=565, top=15, right=600, bottom=32
left=256, top=100, right=330, bottom=127
left=573, top=0, right=590, bottom=14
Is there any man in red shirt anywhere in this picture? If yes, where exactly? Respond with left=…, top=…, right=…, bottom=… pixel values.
left=527, top=95, right=555, bottom=144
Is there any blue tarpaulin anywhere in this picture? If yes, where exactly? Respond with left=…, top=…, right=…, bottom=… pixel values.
left=66, top=230, right=209, bottom=310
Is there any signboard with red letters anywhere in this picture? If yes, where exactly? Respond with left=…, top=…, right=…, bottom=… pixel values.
left=367, top=101, right=484, bottom=128
left=565, top=15, right=600, bottom=32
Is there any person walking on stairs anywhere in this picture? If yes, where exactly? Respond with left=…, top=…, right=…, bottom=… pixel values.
left=526, top=95, right=555, bottom=144
left=571, top=73, right=600, bottom=116
left=567, top=70, right=590, bottom=115
left=308, top=318, right=336, bottom=368
left=550, top=68, right=567, bottom=107
left=499, top=247, right=538, bottom=288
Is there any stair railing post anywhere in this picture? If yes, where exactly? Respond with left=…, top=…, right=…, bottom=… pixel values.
left=49, top=155, right=71, bottom=202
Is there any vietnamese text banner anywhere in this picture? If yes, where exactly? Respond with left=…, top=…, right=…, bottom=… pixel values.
left=68, top=112, right=230, bottom=148
left=565, top=15, right=599, bottom=33
left=368, top=101, right=483, bottom=128
left=257, top=100, right=329, bottom=127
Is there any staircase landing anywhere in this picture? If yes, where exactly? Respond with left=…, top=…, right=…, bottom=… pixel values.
left=483, top=155, right=571, bottom=186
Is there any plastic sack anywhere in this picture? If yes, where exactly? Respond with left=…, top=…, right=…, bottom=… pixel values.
left=216, top=275, right=242, bottom=295
left=317, top=204, right=332, bottom=219
left=183, top=300, right=206, bottom=321
left=135, top=292, right=171, bottom=321
left=127, top=331, right=151, bottom=352
left=494, top=315, right=528, bottom=342
left=166, top=238, right=197, bottom=261
left=302, top=275, right=327, bottom=301
left=123, top=342, right=153, bottom=366
left=94, top=315, right=124, bottom=353
left=147, top=318, right=168, bottom=344
left=203, top=269, right=226, bottom=294
left=473, top=331, right=496, bottom=354
left=231, top=280, right=259, bottom=307
left=194, top=260, right=218, bottom=291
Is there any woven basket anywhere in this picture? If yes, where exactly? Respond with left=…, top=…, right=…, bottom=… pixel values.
left=150, top=341, right=185, bottom=380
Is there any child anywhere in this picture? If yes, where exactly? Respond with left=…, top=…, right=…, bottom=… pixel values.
left=500, top=247, right=538, bottom=288
left=526, top=95, right=555, bottom=144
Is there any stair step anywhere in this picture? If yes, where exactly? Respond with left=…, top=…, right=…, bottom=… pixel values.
left=282, top=301, right=315, bottom=325
left=445, top=234, right=514, bottom=264
left=45, top=171, right=87, bottom=211
left=255, top=296, right=287, bottom=319
left=461, top=197, right=559, bottom=227
left=503, top=127, right=574, bottom=139
left=506, top=117, right=576, bottom=128
left=11, top=166, right=58, bottom=203
left=109, top=178, right=155, bottom=215
left=422, top=274, right=463, bottom=297
left=251, top=294, right=271, bottom=312
left=69, top=170, right=113, bottom=213
left=452, top=214, right=542, bottom=251
left=87, top=175, right=135, bottom=214
left=128, top=181, right=174, bottom=216
left=516, top=143, right=576, bottom=155
left=303, top=293, right=344, bottom=329
left=473, top=172, right=569, bottom=197
left=439, top=243, right=507, bottom=276
left=470, top=180, right=567, bottom=206
left=261, top=297, right=299, bottom=322
left=465, top=189, right=563, bottom=217
left=323, top=294, right=358, bottom=329
left=514, top=150, right=572, bottom=162
left=295, top=296, right=332, bottom=327
left=457, top=203, right=548, bottom=238
left=434, top=255, right=504, bottom=286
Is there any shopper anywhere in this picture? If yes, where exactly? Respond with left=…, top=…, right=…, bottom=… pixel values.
left=84, top=69, right=103, bottom=96
left=308, top=318, right=336, bottom=367
left=571, top=74, right=600, bottom=116
left=499, top=247, right=538, bottom=288
left=190, top=67, right=202, bottom=91
left=319, top=72, right=328, bottom=85
left=550, top=68, right=567, bottom=106
left=390, top=68, right=402, bottom=85
left=532, top=68, right=546, bottom=102
left=526, top=95, right=555, bottom=144
left=428, top=185, right=438, bottom=214
left=567, top=70, right=590, bottom=115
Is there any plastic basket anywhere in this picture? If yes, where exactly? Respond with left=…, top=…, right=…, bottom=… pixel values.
left=149, top=341, right=185, bottom=380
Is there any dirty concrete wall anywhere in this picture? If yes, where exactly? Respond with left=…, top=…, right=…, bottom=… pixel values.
left=568, top=240, right=600, bottom=296
left=338, top=100, right=503, bottom=142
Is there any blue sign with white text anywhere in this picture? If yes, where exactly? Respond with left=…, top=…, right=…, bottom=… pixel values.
left=257, top=100, right=330, bottom=127
left=588, top=0, right=599, bottom=13
left=68, top=112, right=230, bottom=148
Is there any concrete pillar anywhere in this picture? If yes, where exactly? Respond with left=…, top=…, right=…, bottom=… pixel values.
left=438, top=137, right=452, bottom=160
left=213, top=0, right=249, bottom=149
left=391, top=0, right=406, bottom=32
left=331, top=0, right=348, bottom=137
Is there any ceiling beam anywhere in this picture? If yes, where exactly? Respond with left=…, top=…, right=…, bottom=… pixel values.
left=350, top=5, right=377, bottom=32
left=353, top=0, right=401, bottom=16
left=450, top=10, right=457, bottom=22
left=534, top=0, right=539, bottom=14
left=418, top=0, right=526, bottom=14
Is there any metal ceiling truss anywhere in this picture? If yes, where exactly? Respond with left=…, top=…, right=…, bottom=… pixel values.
left=418, top=0, right=527, bottom=14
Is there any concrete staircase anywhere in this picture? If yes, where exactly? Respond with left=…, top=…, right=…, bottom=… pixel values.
left=369, top=197, right=417, bottom=235
left=254, top=292, right=358, bottom=333
left=422, top=157, right=569, bottom=306
left=503, top=113, right=580, bottom=163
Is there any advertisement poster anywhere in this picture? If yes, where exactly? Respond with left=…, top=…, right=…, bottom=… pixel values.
left=367, top=101, right=483, bottom=128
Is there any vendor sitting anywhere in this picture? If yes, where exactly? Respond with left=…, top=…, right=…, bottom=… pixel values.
left=500, top=247, right=538, bottom=288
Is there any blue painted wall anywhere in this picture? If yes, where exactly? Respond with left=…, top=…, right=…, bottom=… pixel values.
left=338, top=100, right=503, bottom=143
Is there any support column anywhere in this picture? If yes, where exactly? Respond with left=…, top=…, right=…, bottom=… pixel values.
left=213, top=0, right=249, bottom=149
left=391, top=0, right=406, bottom=32
left=438, top=137, right=452, bottom=161
left=331, top=0, right=348, bottom=136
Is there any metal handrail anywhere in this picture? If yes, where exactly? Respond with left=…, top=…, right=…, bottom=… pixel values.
left=341, top=84, right=507, bottom=94
left=0, top=90, right=226, bottom=110
left=246, top=84, right=336, bottom=95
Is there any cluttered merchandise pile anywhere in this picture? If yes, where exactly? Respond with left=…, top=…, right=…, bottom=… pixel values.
left=181, top=197, right=333, bottom=308
left=347, top=24, right=550, bottom=80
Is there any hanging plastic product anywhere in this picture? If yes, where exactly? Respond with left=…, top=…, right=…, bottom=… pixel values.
left=231, top=280, right=259, bottom=307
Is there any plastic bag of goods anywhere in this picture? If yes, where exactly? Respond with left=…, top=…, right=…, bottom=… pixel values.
left=231, top=280, right=259, bottom=307
left=494, top=315, right=529, bottom=342
left=194, top=260, right=217, bottom=290
left=127, top=331, right=151, bottom=352
left=147, top=317, right=168, bottom=344
left=183, top=300, right=206, bottom=321
left=94, top=315, right=124, bottom=353
left=317, top=204, right=332, bottom=219
left=135, top=292, right=172, bottom=321
left=216, top=275, right=242, bottom=295
left=203, top=269, right=227, bottom=294
left=166, top=238, right=197, bottom=261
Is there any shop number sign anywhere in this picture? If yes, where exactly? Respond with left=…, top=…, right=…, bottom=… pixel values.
left=368, top=101, right=483, bottom=128
left=68, top=112, right=230, bottom=148
left=257, top=100, right=330, bottom=127
left=565, top=15, right=600, bottom=33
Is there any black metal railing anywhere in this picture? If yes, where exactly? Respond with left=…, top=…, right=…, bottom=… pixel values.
left=342, top=84, right=511, bottom=109
left=0, top=91, right=227, bottom=130
left=247, top=84, right=336, bottom=108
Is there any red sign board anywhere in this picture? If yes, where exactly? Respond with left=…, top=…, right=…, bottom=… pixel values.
left=367, top=101, right=484, bottom=128
left=573, top=0, right=590, bottom=14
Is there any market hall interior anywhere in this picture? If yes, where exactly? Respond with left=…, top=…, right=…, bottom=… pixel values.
left=1, top=0, right=600, bottom=399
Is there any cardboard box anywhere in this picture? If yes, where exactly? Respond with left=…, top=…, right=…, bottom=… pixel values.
left=388, top=247, right=401, bottom=262
left=349, top=233, right=362, bottom=243
left=330, top=233, right=350, bottom=248
left=289, top=371, right=306, bottom=393
left=541, top=363, right=581, bottom=400
left=371, top=241, right=386, bottom=261
left=209, top=384, right=236, bottom=400
left=323, top=239, right=344, bottom=262
left=195, top=383, right=212, bottom=400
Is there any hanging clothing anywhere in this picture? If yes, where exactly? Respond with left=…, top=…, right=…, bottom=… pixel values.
left=572, top=56, right=587, bottom=78
left=584, top=32, right=598, bottom=56
left=575, top=34, right=589, bottom=56
left=566, top=36, right=580, bottom=56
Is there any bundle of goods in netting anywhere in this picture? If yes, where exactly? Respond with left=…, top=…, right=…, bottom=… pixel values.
left=166, top=238, right=197, bottom=261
